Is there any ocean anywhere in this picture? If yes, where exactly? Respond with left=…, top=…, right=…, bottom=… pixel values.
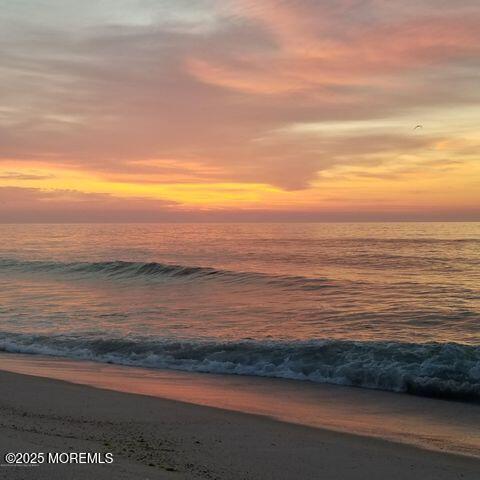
left=0, top=223, right=479, bottom=401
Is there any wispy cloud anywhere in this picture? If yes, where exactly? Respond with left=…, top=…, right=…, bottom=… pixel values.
left=0, top=171, right=54, bottom=180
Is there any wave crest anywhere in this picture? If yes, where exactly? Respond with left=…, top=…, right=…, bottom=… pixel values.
left=0, top=258, right=335, bottom=290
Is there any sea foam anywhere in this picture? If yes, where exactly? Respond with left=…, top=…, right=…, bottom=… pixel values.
left=0, top=333, right=478, bottom=401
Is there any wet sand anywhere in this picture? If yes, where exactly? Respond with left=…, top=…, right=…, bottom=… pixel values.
left=0, top=360, right=479, bottom=479
left=1, top=353, right=480, bottom=457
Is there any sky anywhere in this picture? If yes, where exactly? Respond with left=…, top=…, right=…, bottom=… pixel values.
left=0, top=0, right=479, bottom=222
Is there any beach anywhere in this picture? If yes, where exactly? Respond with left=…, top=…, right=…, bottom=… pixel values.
left=2, top=0, right=480, bottom=473
left=0, top=223, right=479, bottom=479
left=0, top=356, right=479, bottom=480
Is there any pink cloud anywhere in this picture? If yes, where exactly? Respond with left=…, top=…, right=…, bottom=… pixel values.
left=189, top=2, right=480, bottom=94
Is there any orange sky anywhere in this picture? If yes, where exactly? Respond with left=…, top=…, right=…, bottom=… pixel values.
left=1, top=0, right=479, bottom=221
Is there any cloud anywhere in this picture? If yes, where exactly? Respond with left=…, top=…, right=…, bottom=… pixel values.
left=0, top=171, right=54, bottom=180
left=2, top=186, right=478, bottom=223
left=193, top=1, right=480, bottom=94
left=0, top=0, right=479, bottom=217
left=0, top=186, right=177, bottom=222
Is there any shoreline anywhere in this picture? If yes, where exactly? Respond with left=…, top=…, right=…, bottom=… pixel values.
left=1, top=352, right=480, bottom=458
left=0, top=368, right=479, bottom=479
left=0, top=353, right=479, bottom=479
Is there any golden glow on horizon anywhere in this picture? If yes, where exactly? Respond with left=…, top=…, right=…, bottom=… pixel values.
left=0, top=163, right=283, bottom=208
left=1, top=137, right=479, bottom=213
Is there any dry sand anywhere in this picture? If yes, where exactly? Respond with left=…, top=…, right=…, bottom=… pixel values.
left=0, top=369, right=479, bottom=480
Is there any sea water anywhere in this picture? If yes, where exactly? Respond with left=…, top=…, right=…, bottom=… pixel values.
left=0, top=223, right=478, bottom=400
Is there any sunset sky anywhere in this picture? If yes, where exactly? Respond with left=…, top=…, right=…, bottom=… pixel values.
left=1, top=0, right=479, bottom=221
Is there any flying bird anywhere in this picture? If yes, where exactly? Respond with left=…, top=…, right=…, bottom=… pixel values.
left=413, top=125, right=423, bottom=130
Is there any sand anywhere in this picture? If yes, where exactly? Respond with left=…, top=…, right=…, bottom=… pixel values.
left=0, top=368, right=479, bottom=480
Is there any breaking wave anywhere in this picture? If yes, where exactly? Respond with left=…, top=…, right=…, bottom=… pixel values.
left=0, top=333, right=478, bottom=402
left=0, top=258, right=333, bottom=290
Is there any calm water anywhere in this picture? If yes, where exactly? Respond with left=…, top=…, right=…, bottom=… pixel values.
left=0, top=223, right=479, bottom=399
